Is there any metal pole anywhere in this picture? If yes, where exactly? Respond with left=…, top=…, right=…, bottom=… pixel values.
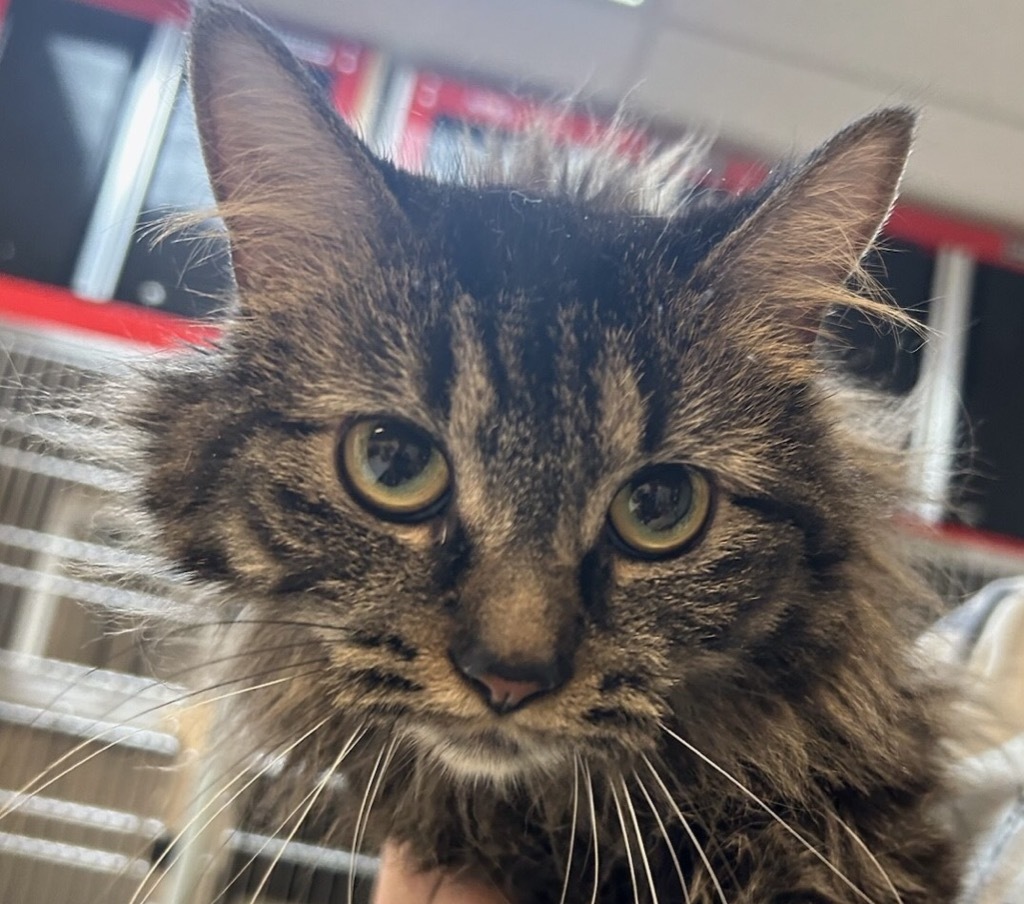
left=910, top=247, right=975, bottom=523
left=71, top=22, right=186, bottom=302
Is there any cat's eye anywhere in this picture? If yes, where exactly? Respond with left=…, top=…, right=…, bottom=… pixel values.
left=607, top=464, right=712, bottom=558
left=339, top=419, right=451, bottom=521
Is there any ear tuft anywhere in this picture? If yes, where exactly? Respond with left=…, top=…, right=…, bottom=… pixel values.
left=693, top=108, right=917, bottom=349
left=188, top=2, right=404, bottom=300
left=793, top=106, right=916, bottom=279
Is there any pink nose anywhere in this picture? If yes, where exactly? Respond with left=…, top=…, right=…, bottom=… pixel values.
left=473, top=673, right=546, bottom=712
left=450, top=644, right=567, bottom=714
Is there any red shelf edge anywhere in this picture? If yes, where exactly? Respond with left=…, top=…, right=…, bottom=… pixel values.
left=0, top=274, right=220, bottom=348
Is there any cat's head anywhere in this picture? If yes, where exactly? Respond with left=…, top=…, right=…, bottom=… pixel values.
left=140, top=4, right=916, bottom=785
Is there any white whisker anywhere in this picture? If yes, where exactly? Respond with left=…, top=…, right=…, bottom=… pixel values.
left=206, top=724, right=366, bottom=904
left=620, top=775, right=659, bottom=904
left=130, top=715, right=334, bottom=904
left=558, top=753, right=582, bottom=904
left=609, top=777, right=641, bottom=904
left=836, top=812, right=904, bottom=903
left=0, top=670, right=318, bottom=824
left=178, top=663, right=327, bottom=715
left=640, top=753, right=728, bottom=904
left=582, top=760, right=601, bottom=904
left=1, top=667, right=319, bottom=831
left=245, top=733, right=358, bottom=904
left=632, top=768, right=691, bottom=904
left=347, top=736, right=397, bottom=904
left=658, top=724, right=877, bottom=904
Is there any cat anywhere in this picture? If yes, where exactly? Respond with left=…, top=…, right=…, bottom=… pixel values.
left=120, top=3, right=965, bottom=901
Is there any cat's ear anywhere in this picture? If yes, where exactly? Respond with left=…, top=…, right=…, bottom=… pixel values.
left=189, top=3, right=406, bottom=299
left=695, top=109, right=916, bottom=338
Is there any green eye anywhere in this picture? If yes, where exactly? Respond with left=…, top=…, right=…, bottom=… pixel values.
left=339, top=419, right=451, bottom=521
left=608, top=464, right=712, bottom=558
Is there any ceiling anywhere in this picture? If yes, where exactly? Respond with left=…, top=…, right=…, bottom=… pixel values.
left=251, top=0, right=1024, bottom=235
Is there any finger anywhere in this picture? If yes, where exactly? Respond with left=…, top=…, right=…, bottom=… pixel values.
left=372, top=843, right=511, bottom=904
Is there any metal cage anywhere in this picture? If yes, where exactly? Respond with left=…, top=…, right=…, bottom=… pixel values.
left=0, top=319, right=377, bottom=904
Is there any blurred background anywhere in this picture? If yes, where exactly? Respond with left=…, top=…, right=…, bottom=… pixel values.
left=0, top=0, right=1022, bottom=902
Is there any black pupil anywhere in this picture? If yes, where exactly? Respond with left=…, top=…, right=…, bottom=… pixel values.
left=629, top=471, right=693, bottom=531
left=365, top=423, right=432, bottom=487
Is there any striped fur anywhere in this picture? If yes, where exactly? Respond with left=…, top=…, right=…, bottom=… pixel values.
left=120, top=4, right=963, bottom=902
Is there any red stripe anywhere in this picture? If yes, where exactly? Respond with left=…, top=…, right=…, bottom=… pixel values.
left=898, top=515, right=1024, bottom=557
left=0, top=275, right=220, bottom=348
left=331, top=42, right=369, bottom=122
left=69, top=0, right=189, bottom=23
left=398, top=72, right=647, bottom=173
left=926, top=521, right=1024, bottom=557
left=885, top=204, right=1015, bottom=268
left=685, top=150, right=1024, bottom=271
left=717, top=158, right=771, bottom=195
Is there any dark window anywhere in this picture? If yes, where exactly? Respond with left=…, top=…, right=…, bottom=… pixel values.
left=0, top=0, right=150, bottom=286
left=825, top=239, right=934, bottom=393
left=956, top=263, right=1024, bottom=539
left=113, top=84, right=232, bottom=318
left=113, top=55, right=334, bottom=318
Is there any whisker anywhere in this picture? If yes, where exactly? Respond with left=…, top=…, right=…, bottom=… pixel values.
left=835, top=812, right=904, bottom=904
left=620, top=775, right=659, bottom=904
left=13, top=616, right=344, bottom=734
left=0, top=665, right=326, bottom=822
left=157, top=641, right=329, bottom=684
left=609, top=777, right=640, bottom=904
left=632, top=768, right=691, bottom=904
left=640, top=754, right=727, bottom=904
left=207, top=724, right=367, bottom=904
left=129, top=714, right=334, bottom=904
left=347, top=735, right=397, bottom=904
left=658, top=725, right=878, bottom=904
left=154, top=617, right=355, bottom=636
left=558, top=753, right=582, bottom=904
left=135, top=788, right=247, bottom=904
left=244, top=728, right=364, bottom=904
left=582, top=760, right=601, bottom=904
left=176, top=663, right=329, bottom=714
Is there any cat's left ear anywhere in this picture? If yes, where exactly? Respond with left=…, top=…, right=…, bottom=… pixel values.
left=189, top=3, right=408, bottom=300
left=695, top=109, right=915, bottom=333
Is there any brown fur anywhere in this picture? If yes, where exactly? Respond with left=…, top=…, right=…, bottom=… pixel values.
left=117, top=4, right=964, bottom=902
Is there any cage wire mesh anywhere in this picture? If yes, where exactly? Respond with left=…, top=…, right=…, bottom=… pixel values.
left=0, top=320, right=376, bottom=903
left=0, top=315, right=1021, bottom=903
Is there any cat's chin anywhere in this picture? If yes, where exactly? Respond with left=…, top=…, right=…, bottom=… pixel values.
left=404, top=722, right=569, bottom=786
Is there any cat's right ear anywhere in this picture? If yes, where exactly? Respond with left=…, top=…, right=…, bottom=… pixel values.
left=689, top=109, right=916, bottom=358
left=189, top=3, right=407, bottom=301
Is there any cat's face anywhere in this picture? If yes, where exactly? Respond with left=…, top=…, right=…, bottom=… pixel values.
left=142, top=5, right=914, bottom=785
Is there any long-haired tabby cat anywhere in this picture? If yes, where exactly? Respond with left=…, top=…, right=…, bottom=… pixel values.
left=119, top=3, right=964, bottom=901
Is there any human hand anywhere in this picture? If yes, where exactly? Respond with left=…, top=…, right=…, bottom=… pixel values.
left=371, top=843, right=511, bottom=904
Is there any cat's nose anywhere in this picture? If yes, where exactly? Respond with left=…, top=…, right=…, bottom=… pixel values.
left=450, top=644, right=568, bottom=714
